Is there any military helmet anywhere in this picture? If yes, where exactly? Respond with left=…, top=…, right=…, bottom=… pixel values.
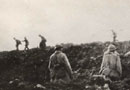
left=55, top=45, right=63, bottom=50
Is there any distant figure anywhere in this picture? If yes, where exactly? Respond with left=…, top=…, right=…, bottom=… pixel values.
left=99, top=44, right=122, bottom=81
left=48, top=45, right=73, bottom=84
left=111, top=30, right=117, bottom=43
left=39, top=34, right=47, bottom=50
left=13, top=38, right=22, bottom=51
left=22, top=37, right=29, bottom=50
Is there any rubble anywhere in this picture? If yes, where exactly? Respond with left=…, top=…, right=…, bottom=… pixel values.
left=35, top=84, right=46, bottom=89
left=0, top=42, right=130, bottom=90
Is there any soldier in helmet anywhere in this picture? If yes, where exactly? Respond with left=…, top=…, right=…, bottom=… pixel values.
left=22, top=37, right=29, bottom=51
left=99, top=44, right=122, bottom=81
left=48, top=45, right=73, bottom=84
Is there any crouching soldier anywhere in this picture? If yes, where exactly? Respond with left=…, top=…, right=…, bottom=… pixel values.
left=13, top=37, right=22, bottom=51
left=39, top=34, right=47, bottom=50
left=48, top=45, right=73, bottom=84
left=99, top=44, right=122, bottom=81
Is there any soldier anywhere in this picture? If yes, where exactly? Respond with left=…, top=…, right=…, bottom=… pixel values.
left=99, top=44, right=122, bottom=81
left=39, top=34, right=47, bottom=50
left=22, top=37, right=29, bottom=50
left=111, top=30, right=117, bottom=43
left=13, top=37, right=22, bottom=51
left=48, top=45, right=73, bottom=84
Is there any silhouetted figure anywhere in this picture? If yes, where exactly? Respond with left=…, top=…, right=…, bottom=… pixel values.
left=111, top=30, right=117, bottom=43
left=13, top=38, right=22, bottom=51
left=39, top=34, right=47, bottom=50
left=22, top=37, right=29, bottom=51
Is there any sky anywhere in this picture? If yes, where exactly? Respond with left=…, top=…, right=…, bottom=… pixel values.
left=0, top=0, right=130, bottom=51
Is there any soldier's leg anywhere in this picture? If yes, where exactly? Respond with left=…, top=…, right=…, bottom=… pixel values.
left=27, top=45, right=29, bottom=50
left=18, top=45, right=20, bottom=51
left=16, top=44, right=18, bottom=51
left=24, top=46, right=26, bottom=50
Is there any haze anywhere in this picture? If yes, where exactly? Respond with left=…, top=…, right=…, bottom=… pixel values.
left=0, top=0, right=130, bottom=51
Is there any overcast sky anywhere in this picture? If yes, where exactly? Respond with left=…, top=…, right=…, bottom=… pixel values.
left=0, top=0, right=130, bottom=51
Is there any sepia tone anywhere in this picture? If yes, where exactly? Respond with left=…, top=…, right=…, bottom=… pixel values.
left=0, top=0, right=130, bottom=90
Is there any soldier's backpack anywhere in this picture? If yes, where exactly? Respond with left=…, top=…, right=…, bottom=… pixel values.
left=53, top=53, right=66, bottom=78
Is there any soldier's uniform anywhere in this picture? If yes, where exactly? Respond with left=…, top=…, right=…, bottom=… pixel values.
left=23, top=37, right=29, bottom=50
left=100, top=44, right=122, bottom=81
left=39, top=35, right=46, bottom=50
left=48, top=46, right=73, bottom=84
left=14, top=38, right=21, bottom=51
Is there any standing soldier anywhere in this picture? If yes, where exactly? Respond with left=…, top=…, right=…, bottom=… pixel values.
left=13, top=37, right=22, bottom=51
left=99, top=44, right=122, bottom=81
left=23, top=37, right=29, bottom=51
left=48, top=45, right=73, bottom=84
left=39, top=34, right=47, bottom=50
left=111, top=30, right=117, bottom=43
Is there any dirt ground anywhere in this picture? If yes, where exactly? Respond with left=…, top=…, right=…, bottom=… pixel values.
left=0, top=42, right=130, bottom=90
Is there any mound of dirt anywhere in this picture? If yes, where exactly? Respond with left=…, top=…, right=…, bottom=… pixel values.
left=0, top=42, right=130, bottom=90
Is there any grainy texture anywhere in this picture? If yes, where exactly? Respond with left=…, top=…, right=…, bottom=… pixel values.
left=0, top=42, right=130, bottom=90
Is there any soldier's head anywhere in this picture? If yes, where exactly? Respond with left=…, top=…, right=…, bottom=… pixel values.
left=39, top=34, right=41, bottom=37
left=108, top=44, right=116, bottom=52
left=13, top=37, right=16, bottom=40
left=55, top=45, right=63, bottom=51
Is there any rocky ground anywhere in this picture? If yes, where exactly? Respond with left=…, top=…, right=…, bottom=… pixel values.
left=0, top=42, right=130, bottom=90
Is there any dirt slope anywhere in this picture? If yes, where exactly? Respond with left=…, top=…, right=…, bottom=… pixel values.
left=0, top=42, right=130, bottom=90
